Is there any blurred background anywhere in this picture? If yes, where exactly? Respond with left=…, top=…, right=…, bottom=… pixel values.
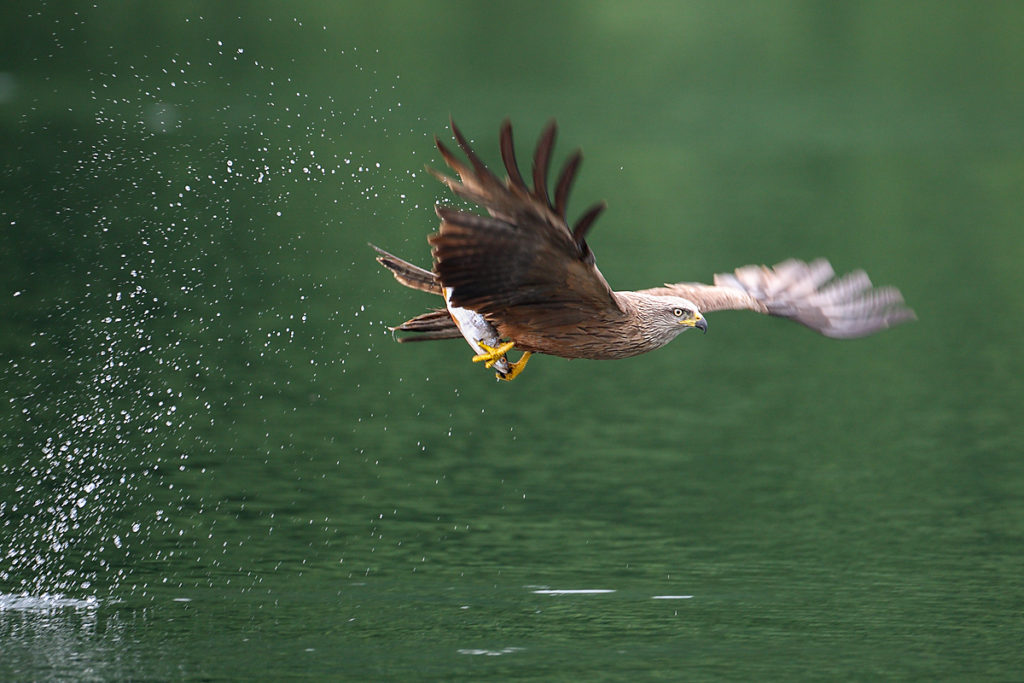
left=1, top=1, right=1022, bottom=679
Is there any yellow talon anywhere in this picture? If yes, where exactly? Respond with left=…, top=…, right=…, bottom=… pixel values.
left=471, top=341, right=531, bottom=380
left=497, top=351, right=532, bottom=381
left=472, top=340, right=516, bottom=365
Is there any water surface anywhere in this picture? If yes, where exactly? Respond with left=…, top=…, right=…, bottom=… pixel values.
left=2, top=2, right=1023, bottom=680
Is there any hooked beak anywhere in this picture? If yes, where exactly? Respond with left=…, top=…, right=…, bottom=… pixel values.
left=679, top=313, right=708, bottom=333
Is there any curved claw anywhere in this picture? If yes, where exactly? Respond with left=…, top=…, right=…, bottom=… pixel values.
left=496, top=351, right=532, bottom=381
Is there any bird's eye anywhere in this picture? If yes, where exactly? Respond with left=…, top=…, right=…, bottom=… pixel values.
left=673, top=308, right=685, bottom=317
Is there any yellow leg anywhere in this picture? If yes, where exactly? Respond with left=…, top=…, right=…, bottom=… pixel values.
left=472, top=340, right=516, bottom=367
left=497, top=351, right=532, bottom=381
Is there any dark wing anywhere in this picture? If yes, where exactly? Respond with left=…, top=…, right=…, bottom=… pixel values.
left=427, top=119, right=624, bottom=332
left=641, top=259, right=915, bottom=339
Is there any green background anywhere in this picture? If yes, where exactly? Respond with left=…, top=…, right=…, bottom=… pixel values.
left=2, top=2, right=1022, bottom=679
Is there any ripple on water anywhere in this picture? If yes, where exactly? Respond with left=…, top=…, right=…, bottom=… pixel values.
left=457, top=647, right=524, bottom=656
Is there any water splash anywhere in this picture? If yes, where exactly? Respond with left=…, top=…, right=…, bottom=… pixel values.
left=0, top=592, right=99, bottom=612
left=1, top=7, right=425, bottom=602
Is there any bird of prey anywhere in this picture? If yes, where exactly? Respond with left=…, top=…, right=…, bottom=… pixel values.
left=373, top=119, right=914, bottom=380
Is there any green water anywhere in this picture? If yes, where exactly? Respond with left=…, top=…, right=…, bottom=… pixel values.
left=2, top=2, right=1023, bottom=679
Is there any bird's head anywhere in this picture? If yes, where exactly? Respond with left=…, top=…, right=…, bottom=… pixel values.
left=645, top=295, right=707, bottom=338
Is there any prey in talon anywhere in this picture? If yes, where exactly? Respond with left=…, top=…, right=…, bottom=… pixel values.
left=373, top=118, right=914, bottom=382
left=442, top=285, right=525, bottom=380
left=371, top=245, right=530, bottom=381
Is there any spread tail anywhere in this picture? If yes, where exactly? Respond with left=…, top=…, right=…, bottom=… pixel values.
left=372, top=245, right=459, bottom=342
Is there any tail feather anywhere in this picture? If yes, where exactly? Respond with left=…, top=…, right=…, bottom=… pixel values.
left=371, top=244, right=441, bottom=295
left=391, top=309, right=461, bottom=342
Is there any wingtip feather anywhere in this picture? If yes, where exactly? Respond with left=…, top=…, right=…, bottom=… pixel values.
left=532, top=120, right=557, bottom=207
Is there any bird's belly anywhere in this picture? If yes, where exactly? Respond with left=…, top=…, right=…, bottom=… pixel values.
left=504, top=324, right=659, bottom=361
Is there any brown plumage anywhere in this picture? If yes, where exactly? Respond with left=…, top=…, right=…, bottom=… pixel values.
left=374, top=118, right=915, bottom=379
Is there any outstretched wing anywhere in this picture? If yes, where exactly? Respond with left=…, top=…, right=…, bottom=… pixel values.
left=641, top=259, right=915, bottom=339
left=427, top=119, right=625, bottom=332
